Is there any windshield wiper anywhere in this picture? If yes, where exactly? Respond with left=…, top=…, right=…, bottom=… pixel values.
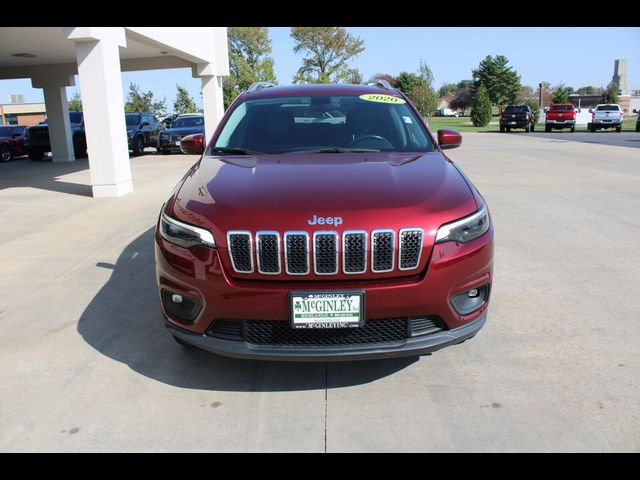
left=209, top=147, right=264, bottom=155
left=287, top=147, right=381, bottom=154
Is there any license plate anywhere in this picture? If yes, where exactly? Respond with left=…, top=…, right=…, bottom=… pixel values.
left=510, top=121, right=516, bottom=125
left=289, top=291, right=364, bottom=329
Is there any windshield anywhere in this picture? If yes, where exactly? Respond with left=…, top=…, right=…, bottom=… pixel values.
left=210, top=94, right=434, bottom=154
left=504, top=106, right=528, bottom=113
left=69, top=112, right=83, bottom=124
left=550, top=105, right=574, bottom=111
left=125, top=114, right=141, bottom=126
left=172, top=116, right=204, bottom=128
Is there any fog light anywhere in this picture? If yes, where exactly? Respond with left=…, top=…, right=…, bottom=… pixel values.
left=162, top=290, right=202, bottom=322
left=451, top=285, right=488, bottom=315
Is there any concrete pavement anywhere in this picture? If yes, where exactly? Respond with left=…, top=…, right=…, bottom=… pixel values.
left=0, top=136, right=638, bottom=452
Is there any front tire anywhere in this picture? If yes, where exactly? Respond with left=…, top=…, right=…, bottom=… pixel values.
left=0, top=144, right=11, bottom=162
left=28, top=150, right=45, bottom=161
left=132, top=136, right=145, bottom=156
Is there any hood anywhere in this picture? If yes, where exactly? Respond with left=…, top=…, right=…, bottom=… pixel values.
left=164, top=126, right=204, bottom=136
left=170, top=152, right=479, bottom=279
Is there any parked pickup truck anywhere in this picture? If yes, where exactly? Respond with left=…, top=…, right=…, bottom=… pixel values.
left=24, top=111, right=86, bottom=160
left=545, top=104, right=576, bottom=132
left=499, top=104, right=535, bottom=133
left=588, top=104, right=623, bottom=133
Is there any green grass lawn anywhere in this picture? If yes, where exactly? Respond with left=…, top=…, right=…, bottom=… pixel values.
left=426, top=116, right=638, bottom=133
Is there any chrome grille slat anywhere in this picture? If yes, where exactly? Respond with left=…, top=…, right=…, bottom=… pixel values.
left=313, top=231, right=338, bottom=275
left=399, top=228, right=423, bottom=270
left=284, top=231, right=310, bottom=275
left=371, top=229, right=395, bottom=273
left=256, top=231, right=281, bottom=274
left=227, top=231, right=254, bottom=273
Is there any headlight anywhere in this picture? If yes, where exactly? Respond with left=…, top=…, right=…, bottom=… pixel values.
left=159, top=208, right=216, bottom=248
left=435, top=204, right=490, bottom=244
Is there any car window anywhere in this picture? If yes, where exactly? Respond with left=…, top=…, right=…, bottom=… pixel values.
left=504, top=106, right=528, bottom=113
left=550, top=105, right=574, bottom=111
left=211, top=94, right=434, bottom=154
left=126, top=114, right=141, bottom=126
left=596, top=105, right=620, bottom=111
left=173, top=117, right=204, bottom=128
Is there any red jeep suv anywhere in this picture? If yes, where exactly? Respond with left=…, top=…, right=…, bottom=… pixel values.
left=155, top=81, right=494, bottom=361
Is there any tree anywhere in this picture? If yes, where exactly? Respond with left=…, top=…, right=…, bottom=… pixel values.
left=124, top=83, right=167, bottom=117
left=576, top=85, right=604, bottom=95
left=344, top=68, right=363, bottom=84
left=394, top=72, right=423, bottom=96
left=68, top=91, right=82, bottom=111
left=224, top=27, right=277, bottom=108
left=603, top=82, right=619, bottom=104
left=551, top=83, right=571, bottom=104
left=174, top=85, right=197, bottom=114
left=290, top=27, right=365, bottom=83
left=470, top=84, right=492, bottom=127
left=369, top=73, right=396, bottom=85
left=472, top=55, right=521, bottom=111
left=395, top=61, right=438, bottom=117
left=438, top=82, right=457, bottom=98
left=449, top=80, right=474, bottom=115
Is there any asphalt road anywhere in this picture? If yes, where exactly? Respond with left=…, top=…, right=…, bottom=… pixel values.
left=518, top=130, right=640, bottom=148
left=0, top=136, right=638, bottom=452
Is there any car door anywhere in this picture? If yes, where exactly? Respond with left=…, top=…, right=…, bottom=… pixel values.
left=148, top=115, right=161, bottom=147
left=9, top=127, right=25, bottom=156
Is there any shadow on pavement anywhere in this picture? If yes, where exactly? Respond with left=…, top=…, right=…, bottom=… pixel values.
left=77, top=228, right=417, bottom=392
left=0, top=156, right=92, bottom=197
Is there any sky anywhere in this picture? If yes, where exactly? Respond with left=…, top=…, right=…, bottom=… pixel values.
left=1, top=27, right=638, bottom=111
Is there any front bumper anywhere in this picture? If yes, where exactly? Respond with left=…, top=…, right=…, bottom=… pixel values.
left=158, top=137, right=183, bottom=151
left=155, top=224, right=493, bottom=361
left=167, top=313, right=486, bottom=361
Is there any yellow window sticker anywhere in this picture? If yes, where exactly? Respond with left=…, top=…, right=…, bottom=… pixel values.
left=359, top=94, right=406, bottom=104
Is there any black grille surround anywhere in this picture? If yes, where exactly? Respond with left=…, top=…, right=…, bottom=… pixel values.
left=206, top=316, right=447, bottom=347
left=285, top=232, right=310, bottom=275
left=372, top=230, right=395, bottom=273
left=227, top=231, right=253, bottom=273
left=399, top=228, right=424, bottom=270
left=256, top=232, right=281, bottom=274
left=343, top=231, right=367, bottom=274
left=227, top=228, right=423, bottom=276
left=313, top=232, right=338, bottom=274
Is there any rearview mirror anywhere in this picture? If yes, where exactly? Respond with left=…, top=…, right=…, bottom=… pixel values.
left=180, top=133, right=205, bottom=155
left=437, top=129, right=462, bottom=150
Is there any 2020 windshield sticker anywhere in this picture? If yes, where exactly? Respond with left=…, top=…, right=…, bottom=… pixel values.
left=359, top=94, right=406, bottom=104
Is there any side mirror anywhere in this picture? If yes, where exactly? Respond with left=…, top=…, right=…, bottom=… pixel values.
left=578, top=108, right=581, bottom=113
left=437, top=129, right=462, bottom=150
left=588, top=108, right=593, bottom=113
left=543, top=107, right=549, bottom=113
left=180, top=133, right=205, bottom=155
left=634, top=109, right=638, bottom=114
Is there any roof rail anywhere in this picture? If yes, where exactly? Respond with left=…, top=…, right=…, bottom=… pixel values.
left=247, top=82, right=276, bottom=93
left=366, top=79, right=394, bottom=91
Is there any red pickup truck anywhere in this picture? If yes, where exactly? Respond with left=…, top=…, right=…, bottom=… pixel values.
left=545, top=104, right=576, bottom=133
